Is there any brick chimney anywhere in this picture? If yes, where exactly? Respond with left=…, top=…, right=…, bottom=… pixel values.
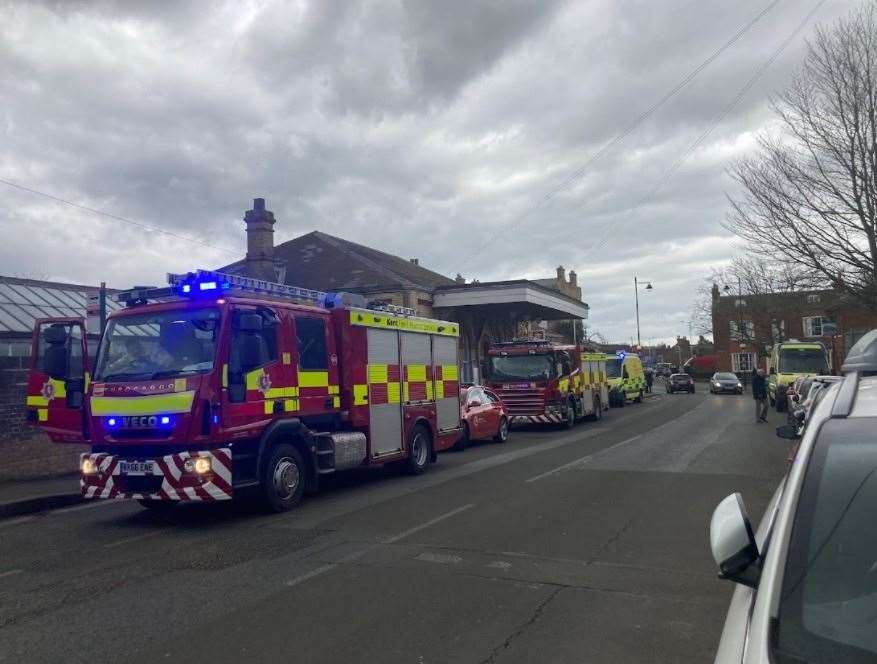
left=556, top=265, right=565, bottom=283
left=568, top=270, right=577, bottom=287
left=244, top=198, right=276, bottom=281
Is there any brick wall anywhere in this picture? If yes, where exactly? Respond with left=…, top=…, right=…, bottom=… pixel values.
left=0, top=357, right=86, bottom=481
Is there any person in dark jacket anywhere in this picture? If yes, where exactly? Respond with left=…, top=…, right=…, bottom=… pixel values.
left=752, top=367, right=768, bottom=422
left=645, top=368, right=654, bottom=393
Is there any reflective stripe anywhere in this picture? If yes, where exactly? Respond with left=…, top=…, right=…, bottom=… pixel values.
left=442, top=364, right=458, bottom=381
left=27, top=395, right=49, bottom=407
left=368, top=364, right=388, bottom=384
left=332, top=396, right=341, bottom=408
left=265, top=388, right=286, bottom=399
left=284, top=399, right=299, bottom=412
left=387, top=383, right=401, bottom=404
left=328, top=385, right=340, bottom=395
left=298, top=371, right=329, bottom=388
left=91, top=391, right=196, bottom=416
left=349, top=308, right=459, bottom=337
left=222, top=364, right=228, bottom=388
left=245, top=369, right=263, bottom=391
left=283, top=387, right=299, bottom=397
left=37, top=408, right=48, bottom=422
left=50, top=378, right=67, bottom=398
left=353, top=384, right=368, bottom=405
left=264, top=401, right=275, bottom=415
left=282, top=352, right=291, bottom=365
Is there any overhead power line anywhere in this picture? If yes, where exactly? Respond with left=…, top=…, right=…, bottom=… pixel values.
left=0, top=177, right=239, bottom=256
left=454, top=0, right=783, bottom=271
left=581, top=0, right=828, bottom=259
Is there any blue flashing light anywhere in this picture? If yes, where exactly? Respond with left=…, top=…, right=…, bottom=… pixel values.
left=199, top=281, right=218, bottom=291
left=212, top=414, right=219, bottom=424
left=182, top=284, right=191, bottom=293
left=107, top=417, right=118, bottom=427
left=160, top=416, right=171, bottom=425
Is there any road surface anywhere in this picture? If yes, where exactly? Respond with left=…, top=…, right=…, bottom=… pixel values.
left=0, top=388, right=790, bottom=663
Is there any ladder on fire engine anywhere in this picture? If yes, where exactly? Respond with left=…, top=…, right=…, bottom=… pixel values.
left=116, top=268, right=418, bottom=316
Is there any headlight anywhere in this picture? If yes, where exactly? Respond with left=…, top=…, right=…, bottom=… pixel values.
left=81, top=458, right=99, bottom=475
left=193, top=457, right=211, bottom=474
left=713, top=382, right=721, bottom=387
left=737, top=383, right=743, bottom=388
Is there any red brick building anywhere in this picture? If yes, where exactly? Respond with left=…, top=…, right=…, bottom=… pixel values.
left=711, top=284, right=877, bottom=374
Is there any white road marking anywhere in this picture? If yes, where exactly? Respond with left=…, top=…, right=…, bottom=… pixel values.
left=285, top=503, right=475, bottom=587
left=0, top=568, right=23, bottom=579
left=525, top=435, right=643, bottom=482
left=103, top=530, right=164, bottom=549
left=416, top=552, right=463, bottom=564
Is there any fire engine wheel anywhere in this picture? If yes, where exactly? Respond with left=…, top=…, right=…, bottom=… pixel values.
left=493, top=417, right=509, bottom=443
left=262, top=444, right=305, bottom=512
left=588, top=397, right=603, bottom=421
left=406, top=424, right=431, bottom=475
left=453, top=424, right=469, bottom=452
left=563, top=400, right=576, bottom=429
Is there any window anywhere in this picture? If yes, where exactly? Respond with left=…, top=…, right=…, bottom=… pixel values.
left=730, top=320, right=754, bottom=341
left=775, top=419, right=877, bottom=662
left=806, top=293, right=821, bottom=304
left=802, top=316, right=830, bottom=337
left=296, top=317, right=327, bottom=370
left=771, top=320, right=786, bottom=343
left=731, top=352, right=755, bottom=373
left=230, top=308, right=278, bottom=370
left=558, top=351, right=572, bottom=376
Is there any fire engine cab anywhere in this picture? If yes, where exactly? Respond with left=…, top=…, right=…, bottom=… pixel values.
left=25, top=270, right=463, bottom=511
left=483, top=339, right=608, bottom=428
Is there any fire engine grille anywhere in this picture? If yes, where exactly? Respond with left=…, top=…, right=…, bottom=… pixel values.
left=494, top=390, right=545, bottom=415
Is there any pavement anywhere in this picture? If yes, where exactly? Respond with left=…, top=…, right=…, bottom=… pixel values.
left=0, top=474, right=81, bottom=519
left=0, top=389, right=791, bottom=664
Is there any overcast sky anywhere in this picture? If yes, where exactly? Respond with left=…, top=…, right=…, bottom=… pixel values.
left=0, top=0, right=861, bottom=343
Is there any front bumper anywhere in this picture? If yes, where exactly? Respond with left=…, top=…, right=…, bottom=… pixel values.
left=80, top=448, right=233, bottom=501
left=510, top=414, right=563, bottom=425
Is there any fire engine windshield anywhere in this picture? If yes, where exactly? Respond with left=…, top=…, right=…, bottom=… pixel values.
left=488, top=354, right=554, bottom=381
left=94, top=308, right=220, bottom=382
left=779, top=348, right=829, bottom=374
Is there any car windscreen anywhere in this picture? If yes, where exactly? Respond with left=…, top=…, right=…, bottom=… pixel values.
left=605, top=358, right=621, bottom=378
left=779, top=348, right=829, bottom=374
left=487, top=354, right=554, bottom=381
left=670, top=374, right=689, bottom=380
left=714, top=373, right=737, bottom=380
left=94, top=308, right=220, bottom=381
left=775, top=418, right=877, bottom=663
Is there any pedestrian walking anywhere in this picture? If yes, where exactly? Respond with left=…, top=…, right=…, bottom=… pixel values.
left=645, top=368, right=654, bottom=394
left=752, top=367, right=768, bottom=423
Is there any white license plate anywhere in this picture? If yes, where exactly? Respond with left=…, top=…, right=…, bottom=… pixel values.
left=119, top=461, right=155, bottom=475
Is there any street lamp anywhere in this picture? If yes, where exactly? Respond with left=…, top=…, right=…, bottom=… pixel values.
left=634, top=276, right=653, bottom=348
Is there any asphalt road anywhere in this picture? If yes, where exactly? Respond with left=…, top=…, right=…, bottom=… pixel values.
left=0, top=386, right=791, bottom=664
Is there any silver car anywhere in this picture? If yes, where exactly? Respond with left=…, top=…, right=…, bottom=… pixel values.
left=710, top=372, right=744, bottom=394
left=710, top=330, right=877, bottom=663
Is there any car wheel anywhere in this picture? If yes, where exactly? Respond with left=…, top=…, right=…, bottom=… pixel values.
left=406, top=424, right=431, bottom=475
left=493, top=416, right=509, bottom=443
left=635, top=390, right=644, bottom=403
left=261, top=443, right=306, bottom=512
left=453, top=423, right=469, bottom=451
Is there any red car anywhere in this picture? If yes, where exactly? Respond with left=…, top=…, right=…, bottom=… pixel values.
left=456, top=386, right=510, bottom=451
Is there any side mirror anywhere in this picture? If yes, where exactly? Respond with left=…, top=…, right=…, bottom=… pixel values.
left=467, top=400, right=480, bottom=410
left=44, top=344, right=69, bottom=380
left=236, top=313, right=263, bottom=332
left=776, top=423, right=800, bottom=440
left=709, top=493, right=760, bottom=588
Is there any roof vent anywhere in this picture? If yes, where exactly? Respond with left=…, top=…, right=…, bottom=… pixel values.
left=841, top=329, right=877, bottom=375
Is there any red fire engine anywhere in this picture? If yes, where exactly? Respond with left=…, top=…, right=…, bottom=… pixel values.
left=25, top=270, right=462, bottom=511
left=483, top=340, right=608, bottom=428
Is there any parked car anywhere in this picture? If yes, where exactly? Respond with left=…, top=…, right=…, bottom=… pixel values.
left=456, top=386, right=509, bottom=451
left=710, top=330, right=877, bottom=664
left=709, top=372, right=743, bottom=394
left=666, top=373, right=695, bottom=394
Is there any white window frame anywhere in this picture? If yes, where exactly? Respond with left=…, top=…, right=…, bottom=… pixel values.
left=771, top=319, right=786, bottom=343
left=731, top=352, right=755, bottom=373
left=806, top=293, right=821, bottom=304
left=803, top=316, right=824, bottom=337
left=730, top=320, right=755, bottom=341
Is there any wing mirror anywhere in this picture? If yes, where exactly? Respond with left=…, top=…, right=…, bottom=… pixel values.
left=709, top=493, right=760, bottom=588
left=776, top=423, right=800, bottom=440
left=467, top=400, right=480, bottom=410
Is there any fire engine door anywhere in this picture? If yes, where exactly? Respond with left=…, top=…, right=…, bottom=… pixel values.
left=367, top=328, right=402, bottom=457
left=432, top=335, right=461, bottom=432
left=27, top=318, right=89, bottom=442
